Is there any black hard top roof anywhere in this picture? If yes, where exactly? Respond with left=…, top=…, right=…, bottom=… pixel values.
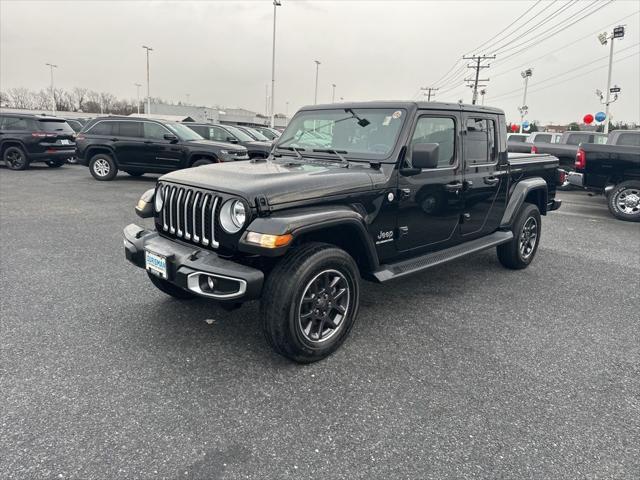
left=299, top=100, right=504, bottom=115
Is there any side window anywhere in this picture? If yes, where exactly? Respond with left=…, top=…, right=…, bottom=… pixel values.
left=186, top=125, right=208, bottom=138
left=617, top=133, right=640, bottom=147
left=3, top=117, right=29, bottom=130
left=87, top=121, right=114, bottom=136
left=144, top=122, right=170, bottom=140
left=595, top=135, right=608, bottom=145
left=465, top=117, right=497, bottom=165
left=118, top=121, right=143, bottom=138
left=410, top=116, right=456, bottom=168
left=535, top=134, right=552, bottom=143
left=210, top=126, right=229, bottom=142
left=566, top=134, right=582, bottom=146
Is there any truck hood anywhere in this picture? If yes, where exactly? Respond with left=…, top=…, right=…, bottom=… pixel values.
left=159, top=159, right=377, bottom=206
left=246, top=140, right=273, bottom=150
left=186, top=139, right=246, bottom=152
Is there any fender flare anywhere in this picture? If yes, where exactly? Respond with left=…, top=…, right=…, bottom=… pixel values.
left=187, top=151, right=218, bottom=165
left=0, top=139, right=28, bottom=155
left=86, top=145, right=118, bottom=165
left=239, top=205, right=379, bottom=269
left=500, top=177, right=548, bottom=227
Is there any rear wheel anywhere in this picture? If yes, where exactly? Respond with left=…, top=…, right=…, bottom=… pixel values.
left=147, top=272, right=197, bottom=300
left=497, top=203, right=541, bottom=270
left=46, top=160, right=65, bottom=168
left=261, top=243, right=360, bottom=363
left=3, top=146, right=29, bottom=170
left=89, top=153, right=117, bottom=181
left=607, top=181, right=640, bottom=222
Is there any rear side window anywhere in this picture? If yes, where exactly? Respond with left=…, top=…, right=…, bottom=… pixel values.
left=38, top=120, right=75, bottom=134
left=2, top=117, right=31, bottom=130
left=534, top=134, right=552, bottom=143
left=87, top=121, right=115, bottom=136
left=118, top=121, right=143, bottom=138
left=465, top=118, right=497, bottom=165
left=617, top=133, right=640, bottom=147
left=410, top=116, right=456, bottom=168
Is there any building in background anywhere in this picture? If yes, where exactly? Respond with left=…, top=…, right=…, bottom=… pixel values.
left=146, top=102, right=289, bottom=128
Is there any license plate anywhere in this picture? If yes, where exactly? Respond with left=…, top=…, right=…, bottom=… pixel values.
left=145, top=250, right=167, bottom=279
left=61, top=139, right=70, bottom=145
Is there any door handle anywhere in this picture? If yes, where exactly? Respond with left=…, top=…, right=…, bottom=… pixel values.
left=484, top=176, right=500, bottom=185
left=443, top=181, right=463, bottom=192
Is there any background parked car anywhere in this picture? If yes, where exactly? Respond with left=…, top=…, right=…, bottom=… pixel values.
left=235, top=125, right=273, bottom=143
left=508, top=132, right=562, bottom=153
left=76, top=116, right=249, bottom=181
left=531, top=131, right=608, bottom=170
left=184, top=123, right=272, bottom=158
left=0, top=113, right=75, bottom=170
left=65, top=118, right=90, bottom=133
left=253, top=126, right=281, bottom=141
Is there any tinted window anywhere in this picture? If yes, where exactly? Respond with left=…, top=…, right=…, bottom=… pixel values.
left=87, top=121, right=115, bottom=136
left=465, top=118, right=496, bottom=165
left=38, top=119, right=75, bottom=134
left=186, top=125, right=209, bottom=138
left=223, top=125, right=254, bottom=142
left=509, top=135, right=527, bottom=142
left=617, top=133, right=640, bottom=147
left=256, top=127, right=277, bottom=140
left=3, top=117, right=30, bottom=130
left=118, top=121, right=143, bottom=138
left=66, top=120, right=83, bottom=132
left=210, top=126, right=231, bottom=142
left=410, top=116, right=455, bottom=168
left=566, top=134, right=587, bottom=145
left=144, top=122, right=170, bottom=140
left=534, top=134, right=552, bottom=143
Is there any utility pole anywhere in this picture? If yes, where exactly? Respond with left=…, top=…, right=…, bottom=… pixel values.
left=332, top=83, right=336, bottom=103
left=142, top=45, right=153, bottom=114
left=598, top=25, right=625, bottom=134
left=419, top=87, right=439, bottom=101
left=270, top=1, right=281, bottom=128
left=463, top=54, right=495, bottom=104
left=134, top=83, right=142, bottom=114
left=314, top=60, right=321, bottom=104
left=519, top=69, right=533, bottom=133
left=45, top=63, right=58, bottom=114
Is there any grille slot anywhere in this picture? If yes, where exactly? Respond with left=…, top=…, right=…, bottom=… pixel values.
left=159, top=184, right=221, bottom=249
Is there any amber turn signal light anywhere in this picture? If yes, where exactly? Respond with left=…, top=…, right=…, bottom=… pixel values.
left=245, top=232, right=293, bottom=248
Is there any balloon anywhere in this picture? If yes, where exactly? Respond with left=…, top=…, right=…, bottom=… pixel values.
left=510, top=124, right=518, bottom=132
left=583, top=114, right=594, bottom=124
left=522, top=121, right=530, bottom=129
left=595, top=111, right=606, bottom=122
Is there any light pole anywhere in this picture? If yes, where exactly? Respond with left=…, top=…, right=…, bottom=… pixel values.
left=186, top=93, right=190, bottom=105
left=314, top=60, right=321, bottom=104
left=598, top=26, right=625, bottom=134
left=134, top=83, right=142, bottom=114
left=142, top=45, right=153, bottom=114
left=285, top=101, right=289, bottom=118
left=270, top=0, right=281, bottom=128
left=45, top=63, right=58, bottom=114
left=480, top=89, right=486, bottom=106
left=518, top=68, right=532, bottom=133
left=332, top=83, right=336, bottom=103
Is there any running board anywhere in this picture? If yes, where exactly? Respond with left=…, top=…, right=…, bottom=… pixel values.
left=373, top=231, right=513, bottom=282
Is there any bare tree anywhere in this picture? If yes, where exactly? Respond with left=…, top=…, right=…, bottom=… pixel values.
left=99, top=92, right=116, bottom=113
left=6, top=87, right=36, bottom=109
left=72, top=87, right=88, bottom=111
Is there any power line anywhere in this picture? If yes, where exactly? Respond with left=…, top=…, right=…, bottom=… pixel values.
left=463, top=55, right=496, bottom=104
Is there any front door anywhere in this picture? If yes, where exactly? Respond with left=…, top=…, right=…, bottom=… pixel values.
left=142, top=122, right=184, bottom=170
left=396, top=113, right=464, bottom=253
left=460, top=115, right=508, bottom=237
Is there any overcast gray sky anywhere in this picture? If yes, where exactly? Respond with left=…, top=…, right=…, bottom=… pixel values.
left=1, top=0, right=638, bottom=124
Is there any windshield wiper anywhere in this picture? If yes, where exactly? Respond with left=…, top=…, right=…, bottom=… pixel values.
left=312, top=148, right=349, bottom=167
left=275, top=146, right=305, bottom=159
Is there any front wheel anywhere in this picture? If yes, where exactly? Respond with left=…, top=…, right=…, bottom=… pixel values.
left=46, top=160, right=65, bottom=168
left=607, top=181, right=640, bottom=222
left=261, top=243, right=360, bottom=363
left=147, top=272, right=197, bottom=299
left=497, top=203, right=541, bottom=270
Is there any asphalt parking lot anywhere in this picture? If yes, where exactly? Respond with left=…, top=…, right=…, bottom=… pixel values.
left=1, top=165, right=639, bottom=480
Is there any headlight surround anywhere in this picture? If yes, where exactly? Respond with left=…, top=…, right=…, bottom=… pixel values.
left=154, top=185, right=164, bottom=212
left=219, top=150, right=229, bottom=155
left=220, top=199, right=247, bottom=234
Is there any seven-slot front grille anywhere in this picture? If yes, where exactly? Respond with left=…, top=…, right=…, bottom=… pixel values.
left=158, top=184, right=220, bottom=248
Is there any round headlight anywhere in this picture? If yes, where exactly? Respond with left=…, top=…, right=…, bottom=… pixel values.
left=220, top=199, right=247, bottom=234
left=154, top=185, right=164, bottom=212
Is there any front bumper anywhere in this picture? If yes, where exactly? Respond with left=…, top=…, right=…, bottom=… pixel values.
left=123, top=223, right=264, bottom=302
left=567, top=171, right=584, bottom=188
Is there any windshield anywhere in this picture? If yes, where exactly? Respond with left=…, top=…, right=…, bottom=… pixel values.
left=276, top=108, right=406, bottom=161
left=165, top=122, right=203, bottom=141
left=243, top=127, right=270, bottom=141
left=223, top=125, right=254, bottom=142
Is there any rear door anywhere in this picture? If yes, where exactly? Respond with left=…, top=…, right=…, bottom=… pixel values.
left=395, top=112, right=464, bottom=253
left=460, top=114, right=508, bottom=238
left=114, top=121, right=146, bottom=168
left=142, top=121, right=184, bottom=170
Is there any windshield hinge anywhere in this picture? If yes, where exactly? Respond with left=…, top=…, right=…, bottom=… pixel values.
left=255, top=195, right=272, bottom=216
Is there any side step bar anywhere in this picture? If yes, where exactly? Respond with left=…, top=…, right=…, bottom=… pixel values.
left=373, top=231, right=513, bottom=282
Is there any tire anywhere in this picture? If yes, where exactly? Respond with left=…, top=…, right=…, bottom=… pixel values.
left=125, top=171, right=144, bottom=177
left=46, top=160, right=65, bottom=168
left=192, top=158, right=215, bottom=167
left=261, top=242, right=360, bottom=363
left=89, top=153, right=117, bottom=181
left=147, top=272, right=197, bottom=300
left=497, top=203, right=541, bottom=270
left=3, top=146, right=29, bottom=170
left=607, top=181, right=640, bottom=222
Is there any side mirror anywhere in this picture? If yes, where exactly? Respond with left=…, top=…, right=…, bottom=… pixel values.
left=163, top=133, right=178, bottom=142
left=227, top=136, right=238, bottom=144
left=412, top=143, right=439, bottom=169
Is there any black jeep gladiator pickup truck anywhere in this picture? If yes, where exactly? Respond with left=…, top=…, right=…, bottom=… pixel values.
left=568, top=130, right=640, bottom=222
left=123, top=101, right=563, bottom=363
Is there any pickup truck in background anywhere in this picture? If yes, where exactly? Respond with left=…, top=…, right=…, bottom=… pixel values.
left=568, top=130, right=640, bottom=222
left=508, top=132, right=562, bottom=153
left=531, top=131, right=608, bottom=170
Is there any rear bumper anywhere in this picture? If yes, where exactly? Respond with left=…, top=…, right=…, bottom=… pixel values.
left=29, top=149, right=77, bottom=162
left=548, top=198, right=562, bottom=211
left=123, top=223, right=264, bottom=302
left=567, top=171, right=584, bottom=187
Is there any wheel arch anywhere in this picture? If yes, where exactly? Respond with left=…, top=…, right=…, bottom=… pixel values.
left=187, top=151, right=218, bottom=166
left=501, top=177, right=548, bottom=227
left=87, top=146, right=118, bottom=165
left=0, top=140, right=28, bottom=156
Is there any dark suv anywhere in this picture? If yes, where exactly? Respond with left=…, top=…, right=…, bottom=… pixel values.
left=185, top=123, right=272, bottom=159
left=76, top=117, right=249, bottom=181
left=0, top=113, right=76, bottom=170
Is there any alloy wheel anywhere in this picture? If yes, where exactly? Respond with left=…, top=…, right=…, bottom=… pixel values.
left=615, top=187, right=640, bottom=216
left=519, top=216, right=538, bottom=260
left=5, top=150, right=25, bottom=169
left=93, top=158, right=111, bottom=177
